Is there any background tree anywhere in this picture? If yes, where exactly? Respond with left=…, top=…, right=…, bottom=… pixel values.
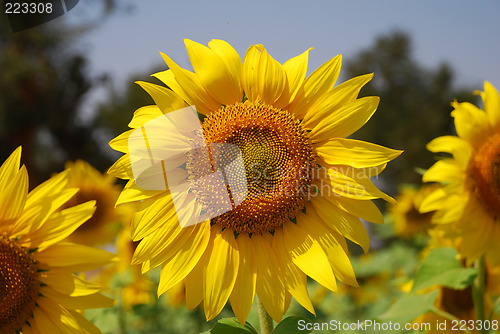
left=344, top=30, right=476, bottom=187
left=0, top=0, right=124, bottom=185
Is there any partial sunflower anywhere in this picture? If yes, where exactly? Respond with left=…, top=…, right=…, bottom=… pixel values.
left=0, top=147, right=116, bottom=334
left=412, top=257, right=500, bottom=333
left=388, top=184, right=437, bottom=237
left=420, top=82, right=500, bottom=265
left=62, top=160, right=124, bottom=246
left=108, top=39, right=402, bottom=324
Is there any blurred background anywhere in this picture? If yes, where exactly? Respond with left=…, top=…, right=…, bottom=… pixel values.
left=1, top=1, right=499, bottom=333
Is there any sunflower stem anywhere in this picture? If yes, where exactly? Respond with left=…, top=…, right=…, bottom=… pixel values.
left=257, top=297, right=274, bottom=334
left=472, top=256, right=487, bottom=334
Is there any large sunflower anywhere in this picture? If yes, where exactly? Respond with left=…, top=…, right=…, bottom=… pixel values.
left=108, top=39, right=401, bottom=323
left=420, top=82, right=500, bottom=265
left=0, top=148, right=116, bottom=333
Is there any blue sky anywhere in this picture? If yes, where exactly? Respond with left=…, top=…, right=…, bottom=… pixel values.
left=65, top=0, right=500, bottom=113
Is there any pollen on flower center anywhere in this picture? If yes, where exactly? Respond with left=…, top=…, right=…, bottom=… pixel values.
left=187, top=102, right=316, bottom=234
left=0, top=233, right=39, bottom=333
left=470, top=133, right=500, bottom=219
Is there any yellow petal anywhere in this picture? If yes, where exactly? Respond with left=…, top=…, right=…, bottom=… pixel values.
left=282, top=221, right=337, bottom=292
left=426, top=135, right=472, bottom=168
left=331, top=195, right=384, bottom=224
left=109, top=130, right=134, bottom=153
left=115, top=180, right=161, bottom=206
left=131, top=193, right=175, bottom=241
left=153, top=69, right=191, bottom=102
left=157, top=220, right=210, bottom=295
left=483, top=81, right=500, bottom=130
left=272, top=229, right=315, bottom=315
left=184, top=249, right=209, bottom=310
left=128, top=105, right=164, bottom=128
left=311, top=196, right=370, bottom=253
left=40, top=287, right=115, bottom=309
left=131, top=206, right=183, bottom=264
left=39, top=269, right=101, bottom=296
left=297, top=209, right=358, bottom=287
left=303, top=73, right=373, bottom=128
left=185, top=39, right=242, bottom=105
left=208, top=39, right=243, bottom=93
left=323, top=168, right=395, bottom=203
left=460, top=204, right=492, bottom=262
left=281, top=47, right=313, bottom=104
left=160, top=52, right=220, bottom=115
left=257, top=48, right=287, bottom=105
left=252, top=233, right=286, bottom=322
left=34, top=298, right=81, bottom=334
left=25, top=201, right=96, bottom=249
left=204, top=228, right=239, bottom=321
left=14, top=188, right=78, bottom=241
left=67, top=310, right=102, bottom=334
left=310, top=96, right=379, bottom=141
left=0, top=164, right=28, bottom=222
left=135, top=81, right=187, bottom=114
left=288, top=55, right=342, bottom=118
left=241, top=45, right=263, bottom=102
left=34, top=242, right=116, bottom=272
left=431, top=192, right=469, bottom=224
left=108, top=154, right=133, bottom=180
left=0, top=146, right=22, bottom=194
left=316, top=138, right=402, bottom=168
left=141, top=224, right=197, bottom=271
left=422, top=159, right=464, bottom=184
left=419, top=188, right=448, bottom=213
left=451, top=100, right=490, bottom=148
left=230, top=234, right=257, bottom=325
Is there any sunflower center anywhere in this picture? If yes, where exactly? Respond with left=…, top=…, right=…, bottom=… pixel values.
left=0, top=234, right=39, bottom=333
left=188, top=102, right=316, bottom=234
left=470, top=133, right=500, bottom=220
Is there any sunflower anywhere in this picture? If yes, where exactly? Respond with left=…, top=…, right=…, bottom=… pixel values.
left=108, top=39, right=402, bottom=324
left=412, top=258, right=500, bottom=333
left=0, top=147, right=116, bottom=334
left=62, top=160, right=124, bottom=246
left=420, top=82, right=500, bottom=265
left=388, top=184, right=437, bottom=237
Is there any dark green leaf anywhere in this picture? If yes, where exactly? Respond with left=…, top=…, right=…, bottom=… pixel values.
left=210, top=318, right=258, bottom=334
left=412, top=247, right=477, bottom=291
left=272, top=316, right=313, bottom=334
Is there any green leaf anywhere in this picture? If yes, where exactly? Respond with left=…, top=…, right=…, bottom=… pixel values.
left=272, top=316, right=313, bottom=334
left=412, top=247, right=477, bottom=291
left=377, top=290, right=438, bottom=323
left=210, top=318, right=258, bottom=334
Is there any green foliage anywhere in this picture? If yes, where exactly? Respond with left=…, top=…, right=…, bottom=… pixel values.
left=412, top=247, right=477, bottom=291
left=272, top=316, right=313, bottom=334
left=377, top=290, right=438, bottom=323
left=209, top=318, right=258, bottom=334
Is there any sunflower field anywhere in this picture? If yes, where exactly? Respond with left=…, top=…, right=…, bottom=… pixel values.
left=1, top=2, right=500, bottom=334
